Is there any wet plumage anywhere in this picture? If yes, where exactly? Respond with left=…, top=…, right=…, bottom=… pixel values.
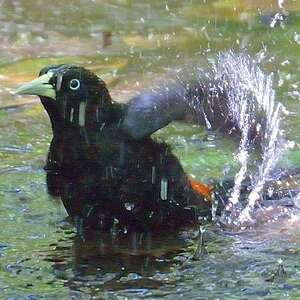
left=16, top=64, right=213, bottom=231
left=16, top=54, right=280, bottom=232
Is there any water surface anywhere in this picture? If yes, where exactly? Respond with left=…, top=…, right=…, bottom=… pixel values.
left=1, top=0, right=300, bottom=299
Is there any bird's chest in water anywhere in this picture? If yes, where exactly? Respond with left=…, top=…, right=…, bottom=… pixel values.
left=47, top=127, right=196, bottom=229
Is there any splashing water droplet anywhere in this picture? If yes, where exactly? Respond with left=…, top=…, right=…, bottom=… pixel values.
left=125, top=202, right=135, bottom=211
left=278, top=0, right=284, bottom=9
left=294, top=32, right=300, bottom=44
left=160, top=178, right=168, bottom=200
left=213, top=52, right=286, bottom=227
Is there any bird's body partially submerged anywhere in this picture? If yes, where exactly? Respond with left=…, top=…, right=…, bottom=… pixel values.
left=15, top=53, right=280, bottom=232
left=46, top=133, right=207, bottom=230
left=16, top=64, right=212, bottom=231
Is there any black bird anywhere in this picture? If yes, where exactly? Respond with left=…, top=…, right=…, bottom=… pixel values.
left=15, top=53, right=267, bottom=232
left=15, top=64, right=216, bottom=232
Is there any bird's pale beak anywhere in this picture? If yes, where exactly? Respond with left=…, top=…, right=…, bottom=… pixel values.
left=15, top=72, right=56, bottom=100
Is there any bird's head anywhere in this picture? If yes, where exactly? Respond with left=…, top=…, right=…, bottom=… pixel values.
left=16, top=65, right=114, bottom=129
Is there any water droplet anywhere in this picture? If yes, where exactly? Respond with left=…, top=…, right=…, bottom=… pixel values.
left=281, top=60, right=289, bottom=66
left=278, top=0, right=284, bottom=9
left=125, top=202, right=134, bottom=211
left=268, top=187, right=274, bottom=198
left=294, top=32, right=300, bottom=44
left=160, top=178, right=168, bottom=200
left=151, top=166, right=156, bottom=184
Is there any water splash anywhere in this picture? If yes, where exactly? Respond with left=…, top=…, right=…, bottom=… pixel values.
left=155, top=51, right=287, bottom=228
left=213, top=52, right=286, bottom=226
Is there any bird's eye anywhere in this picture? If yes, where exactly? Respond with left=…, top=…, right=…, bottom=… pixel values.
left=69, top=79, right=80, bottom=90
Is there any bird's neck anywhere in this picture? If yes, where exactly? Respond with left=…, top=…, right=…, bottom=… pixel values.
left=41, top=98, right=63, bottom=135
left=44, top=102, right=126, bottom=170
left=41, top=95, right=125, bottom=135
left=63, top=101, right=125, bottom=130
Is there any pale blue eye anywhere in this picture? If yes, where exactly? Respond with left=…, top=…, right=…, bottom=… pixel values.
left=69, top=79, right=80, bottom=90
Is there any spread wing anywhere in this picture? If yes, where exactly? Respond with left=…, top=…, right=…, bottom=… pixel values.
left=121, top=52, right=271, bottom=142
left=121, top=78, right=231, bottom=140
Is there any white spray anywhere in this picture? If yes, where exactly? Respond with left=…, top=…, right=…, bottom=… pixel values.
left=213, top=52, right=286, bottom=225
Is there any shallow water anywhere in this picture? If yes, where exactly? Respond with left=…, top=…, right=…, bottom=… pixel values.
left=1, top=0, right=300, bottom=299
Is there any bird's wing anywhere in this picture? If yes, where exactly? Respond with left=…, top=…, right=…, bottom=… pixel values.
left=121, top=52, right=275, bottom=141
left=121, top=78, right=231, bottom=140
left=122, top=82, right=187, bottom=139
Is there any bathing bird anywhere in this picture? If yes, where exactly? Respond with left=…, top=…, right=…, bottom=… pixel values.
left=15, top=64, right=217, bottom=232
left=15, top=54, right=269, bottom=232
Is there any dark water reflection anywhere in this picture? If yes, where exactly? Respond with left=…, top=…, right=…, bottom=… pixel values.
left=43, top=226, right=200, bottom=298
left=36, top=221, right=300, bottom=299
left=48, top=231, right=187, bottom=281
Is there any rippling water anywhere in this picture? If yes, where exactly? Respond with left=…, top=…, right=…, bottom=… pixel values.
left=1, top=1, right=300, bottom=299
